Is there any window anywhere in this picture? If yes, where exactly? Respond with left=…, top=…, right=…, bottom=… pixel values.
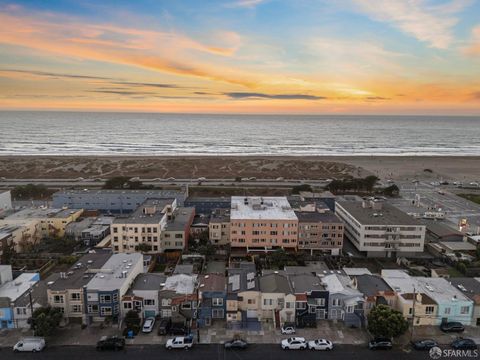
left=212, top=309, right=224, bottom=318
left=71, top=305, right=82, bottom=313
left=162, top=299, right=171, bottom=306
left=247, top=299, right=255, bottom=305
left=88, top=304, right=99, bottom=313
left=181, top=303, right=192, bottom=309
left=332, top=298, right=341, bottom=306
left=263, top=299, right=273, bottom=306
left=212, top=298, right=223, bottom=306
left=123, top=302, right=132, bottom=309
left=461, top=306, right=470, bottom=315
left=444, top=307, right=451, bottom=315
left=100, top=307, right=112, bottom=316
left=425, top=306, right=435, bottom=315
left=112, top=293, right=118, bottom=302
left=315, top=298, right=325, bottom=307
left=162, top=309, right=172, bottom=318
left=71, top=293, right=81, bottom=301
left=144, top=299, right=155, bottom=306
left=346, top=305, right=354, bottom=313
left=100, top=294, right=112, bottom=303
left=16, top=308, right=27, bottom=315
left=53, top=295, right=64, bottom=304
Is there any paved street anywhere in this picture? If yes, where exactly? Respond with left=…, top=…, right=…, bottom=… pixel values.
left=0, top=344, right=444, bottom=360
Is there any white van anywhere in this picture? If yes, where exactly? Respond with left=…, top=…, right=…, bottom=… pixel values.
left=13, top=337, right=46, bottom=352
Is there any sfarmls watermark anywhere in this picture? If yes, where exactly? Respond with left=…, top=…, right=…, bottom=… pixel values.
left=430, top=347, right=479, bottom=359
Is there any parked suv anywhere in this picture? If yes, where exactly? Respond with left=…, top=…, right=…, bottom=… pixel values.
left=96, top=336, right=125, bottom=351
left=281, top=337, right=307, bottom=350
left=441, top=322, right=465, bottom=333
left=158, top=319, right=172, bottom=335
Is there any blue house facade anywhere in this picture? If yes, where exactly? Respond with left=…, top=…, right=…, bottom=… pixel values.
left=198, top=274, right=226, bottom=327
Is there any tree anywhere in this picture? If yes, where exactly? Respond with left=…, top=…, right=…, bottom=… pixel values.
left=103, top=176, right=145, bottom=190
left=383, top=184, right=400, bottom=197
left=292, top=184, right=313, bottom=194
left=136, top=243, right=152, bottom=252
left=367, top=305, right=409, bottom=338
left=123, top=310, right=141, bottom=335
left=31, top=307, right=63, bottom=337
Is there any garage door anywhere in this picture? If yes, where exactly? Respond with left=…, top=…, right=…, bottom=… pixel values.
left=144, top=310, right=156, bottom=318
left=246, top=310, right=258, bottom=318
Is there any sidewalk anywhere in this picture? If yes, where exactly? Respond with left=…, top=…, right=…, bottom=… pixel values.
left=397, top=326, right=480, bottom=346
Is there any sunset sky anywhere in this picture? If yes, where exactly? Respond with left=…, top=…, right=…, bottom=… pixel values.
left=0, top=0, right=479, bottom=114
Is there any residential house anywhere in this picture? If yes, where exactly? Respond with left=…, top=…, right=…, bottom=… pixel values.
left=351, top=274, right=396, bottom=317
left=382, top=270, right=474, bottom=326
left=46, top=251, right=111, bottom=322
left=285, top=267, right=329, bottom=327
left=198, top=274, right=227, bottom=327
left=226, top=262, right=260, bottom=324
left=121, top=273, right=166, bottom=319
left=158, top=274, right=198, bottom=324
left=0, top=266, right=39, bottom=329
left=321, top=273, right=364, bottom=328
left=259, top=272, right=296, bottom=326
left=161, top=207, right=195, bottom=251
left=85, top=253, right=144, bottom=324
left=449, top=278, right=480, bottom=326
left=209, top=209, right=230, bottom=246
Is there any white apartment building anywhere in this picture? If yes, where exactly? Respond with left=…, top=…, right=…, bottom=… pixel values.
left=335, top=198, right=426, bottom=257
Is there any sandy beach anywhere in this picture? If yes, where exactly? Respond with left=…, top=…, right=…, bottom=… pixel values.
left=0, top=156, right=479, bottom=182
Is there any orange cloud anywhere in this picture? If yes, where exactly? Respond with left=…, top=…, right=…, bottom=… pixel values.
left=0, top=11, right=251, bottom=86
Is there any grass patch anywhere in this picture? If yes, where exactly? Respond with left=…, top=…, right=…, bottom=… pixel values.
left=457, top=193, right=480, bottom=205
left=447, top=267, right=464, bottom=277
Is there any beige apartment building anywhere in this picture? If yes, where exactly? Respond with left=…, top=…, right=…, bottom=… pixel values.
left=230, top=197, right=298, bottom=252
left=111, top=199, right=176, bottom=253
left=296, top=210, right=344, bottom=256
left=209, top=209, right=230, bottom=245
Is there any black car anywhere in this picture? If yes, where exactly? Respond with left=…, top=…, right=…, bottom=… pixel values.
left=411, top=339, right=438, bottom=350
left=224, top=339, right=248, bottom=350
left=368, top=338, right=392, bottom=350
left=96, top=336, right=125, bottom=351
left=158, top=319, right=171, bottom=335
left=169, top=323, right=188, bottom=335
left=451, top=338, right=477, bottom=350
left=441, top=322, right=465, bottom=333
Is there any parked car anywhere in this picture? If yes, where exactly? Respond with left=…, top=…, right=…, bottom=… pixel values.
left=411, top=339, right=438, bottom=350
left=96, top=336, right=125, bottom=351
left=158, top=319, right=171, bottom=335
left=281, top=337, right=307, bottom=350
left=308, top=339, right=333, bottom=351
left=224, top=339, right=248, bottom=349
left=451, top=338, right=477, bottom=350
left=142, top=317, right=155, bottom=333
left=169, top=323, right=188, bottom=335
left=165, top=336, right=194, bottom=350
left=13, top=337, right=46, bottom=353
left=441, top=322, right=465, bottom=333
left=281, top=324, right=295, bottom=335
left=368, top=337, right=392, bottom=350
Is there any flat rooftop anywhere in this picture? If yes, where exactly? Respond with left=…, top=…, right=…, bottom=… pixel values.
left=86, top=253, right=143, bottom=291
left=113, top=198, right=174, bottom=224
left=164, top=207, right=195, bottom=231
left=55, top=189, right=184, bottom=196
left=129, top=273, right=167, bottom=291
left=231, top=196, right=297, bottom=220
left=162, top=274, right=197, bottom=294
left=0, top=273, right=39, bottom=301
left=6, top=207, right=64, bottom=220
left=295, top=211, right=342, bottom=223
left=47, top=251, right=112, bottom=291
left=336, top=200, right=422, bottom=226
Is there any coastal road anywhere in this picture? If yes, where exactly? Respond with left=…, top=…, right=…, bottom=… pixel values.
left=0, top=344, right=433, bottom=360
left=0, top=178, right=333, bottom=188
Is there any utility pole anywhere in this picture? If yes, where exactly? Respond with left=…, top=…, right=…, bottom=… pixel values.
left=410, top=287, right=416, bottom=341
left=28, top=289, right=35, bottom=336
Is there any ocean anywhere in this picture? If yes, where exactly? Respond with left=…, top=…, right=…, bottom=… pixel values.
left=0, top=111, right=479, bottom=156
